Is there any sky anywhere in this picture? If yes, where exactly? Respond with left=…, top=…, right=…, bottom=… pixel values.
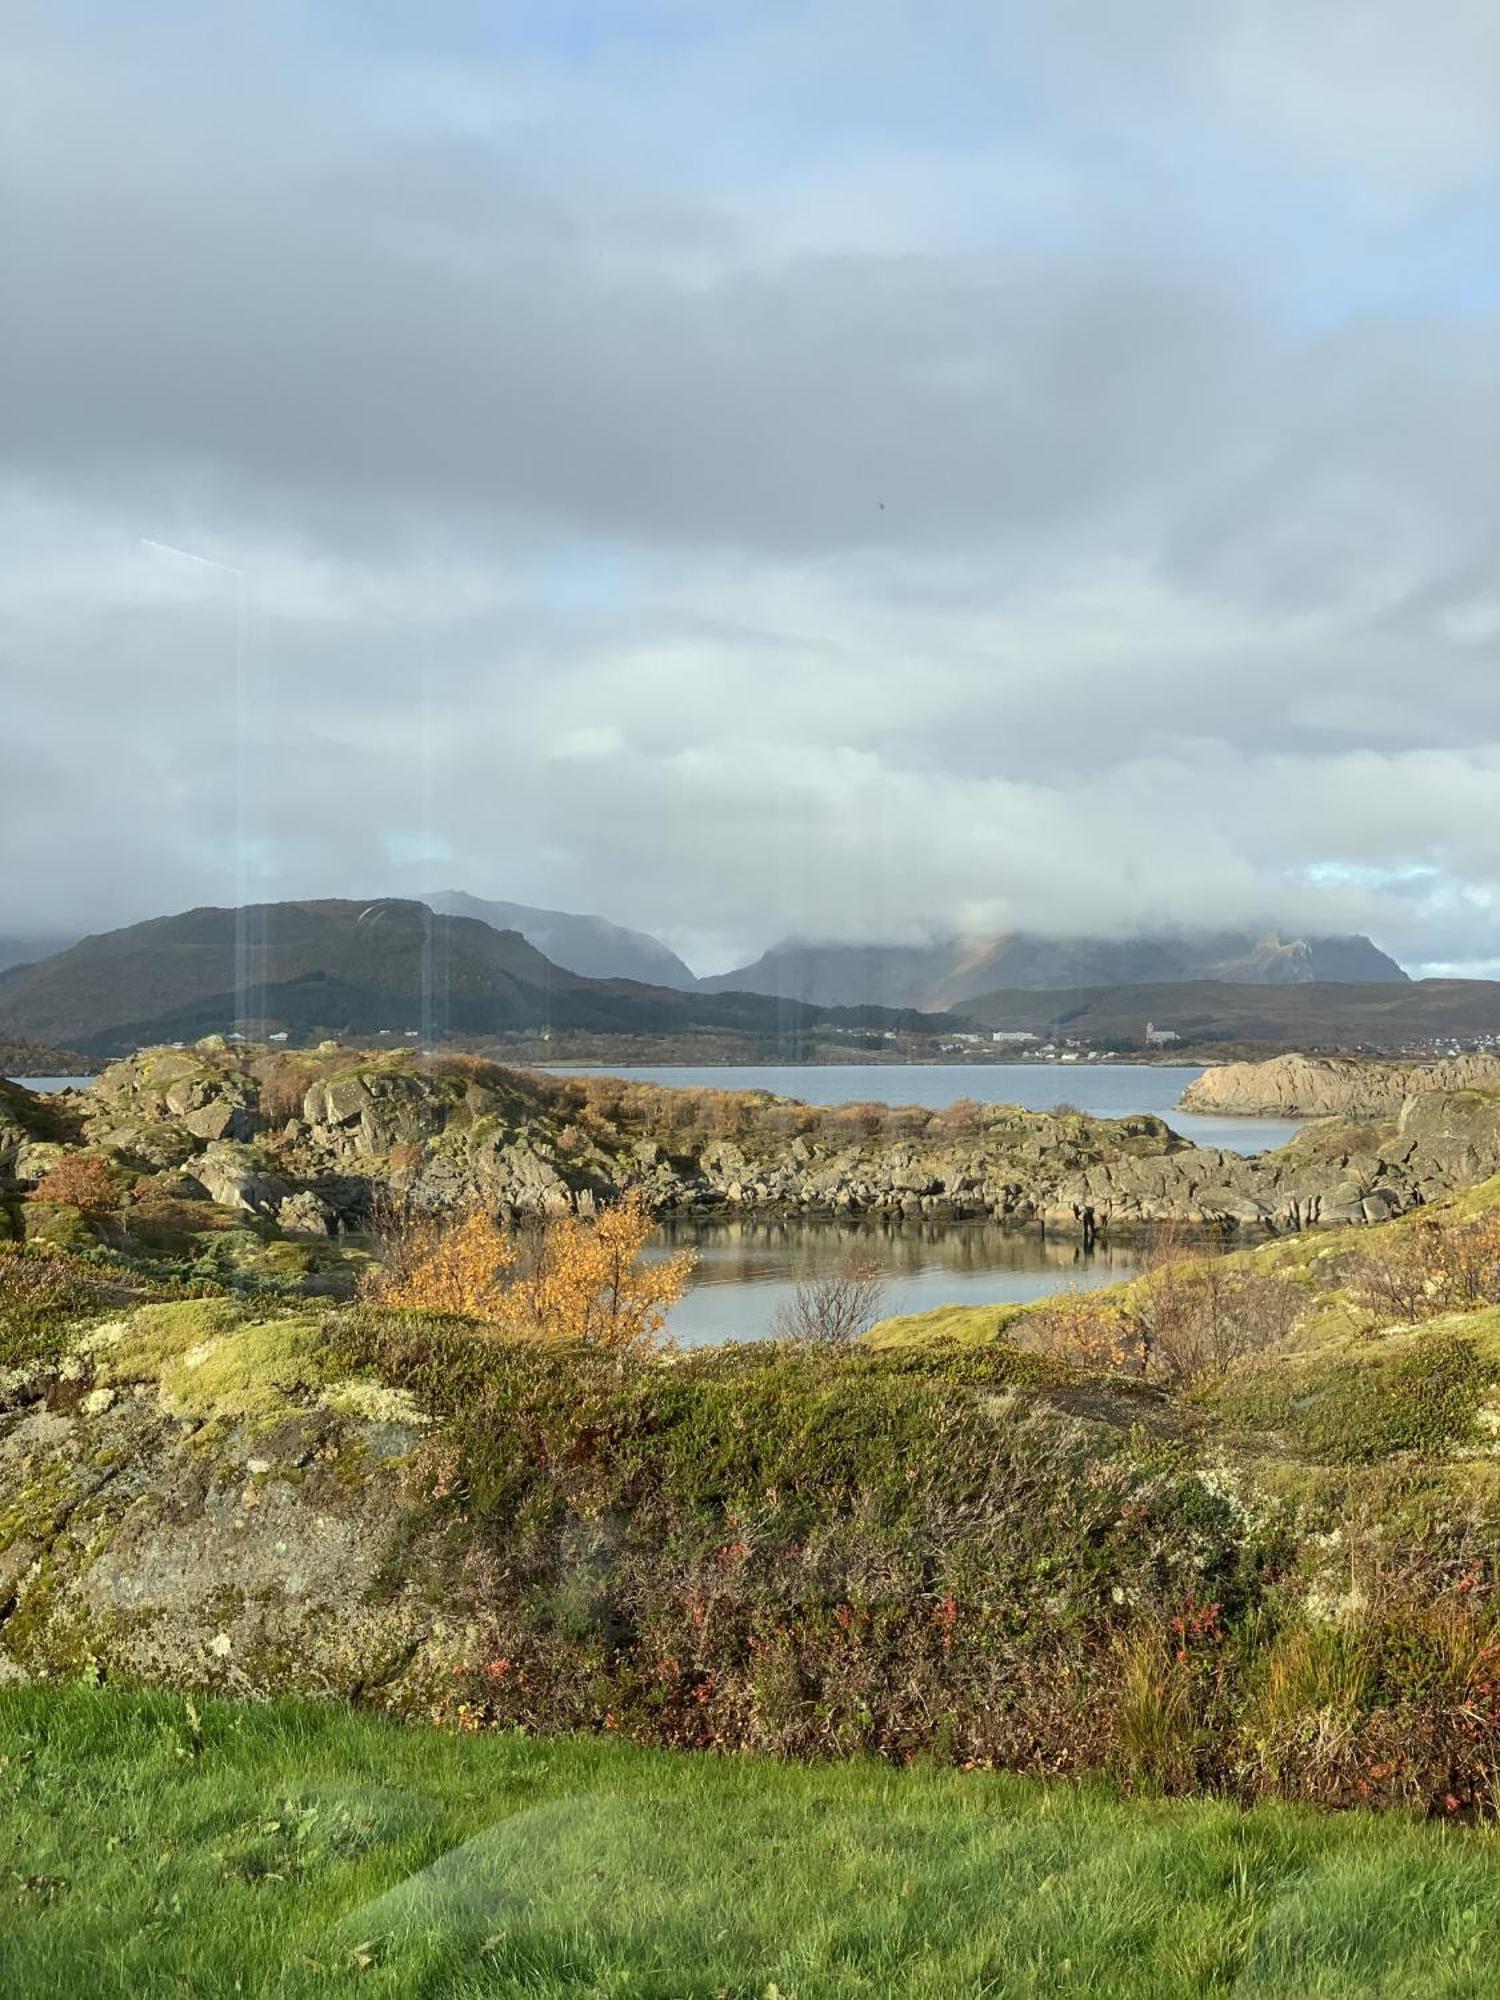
left=2, top=0, right=1498, bottom=977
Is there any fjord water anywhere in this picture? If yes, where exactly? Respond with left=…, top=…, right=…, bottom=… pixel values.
left=548, top=1062, right=1302, bottom=1343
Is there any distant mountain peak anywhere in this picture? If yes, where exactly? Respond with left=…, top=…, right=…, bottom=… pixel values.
left=701, top=928, right=1407, bottom=1010
left=424, top=891, right=698, bottom=989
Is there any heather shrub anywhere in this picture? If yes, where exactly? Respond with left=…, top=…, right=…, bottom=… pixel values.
left=1351, top=1211, right=1500, bottom=1325
left=324, top=1325, right=1258, bottom=1765
left=0, top=1243, right=119, bottom=1367
left=1213, top=1332, right=1498, bottom=1463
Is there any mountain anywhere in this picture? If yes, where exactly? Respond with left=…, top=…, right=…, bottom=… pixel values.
left=701, top=930, right=1408, bottom=1010
left=0, top=900, right=954, bottom=1055
left=424, top=890, right=698, bottom=988
left=962, top=978, right=1500, bottom=1049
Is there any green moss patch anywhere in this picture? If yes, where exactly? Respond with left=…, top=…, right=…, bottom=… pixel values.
left=94, top=1299, right=334, bottom=1430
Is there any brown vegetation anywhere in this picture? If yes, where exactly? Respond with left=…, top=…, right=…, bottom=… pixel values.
left=1350, top=1210, right=1500, bottom=1324
left=32, top=1152, right=119, bottom=1215
left=1027, top=1245, right=1302, bottom=1387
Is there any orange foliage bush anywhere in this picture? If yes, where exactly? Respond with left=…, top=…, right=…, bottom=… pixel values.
left=362, top=1206, right=518, bottom=1320
left=32, top=1152, right=118, bottom=1214
left=508, top=1193, right=694, bottom=1351
left=1027, top=1286, right=1142, bottom=1372
left=361, top=1191, right=693, bottom=1350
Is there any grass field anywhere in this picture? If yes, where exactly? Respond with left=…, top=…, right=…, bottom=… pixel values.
left=3, top=1688, right=1500, bottom=1997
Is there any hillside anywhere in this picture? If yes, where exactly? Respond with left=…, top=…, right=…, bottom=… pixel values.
left=0, top=932, right=76, bottom=976
left=702, top=928, right=1407, bottom=1009
left=0, top=1036, right=94, bottom=1077
left=0, top=900, right=955, bottom=1057
left=7, top=1152, right=1500, bottom=1827
left=964, top=975, right=1500, bottom=1048
left=423, top=888, right=698, bottom=988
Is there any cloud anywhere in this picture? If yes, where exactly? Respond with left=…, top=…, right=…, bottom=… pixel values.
left=2, top=2, right=1497, bottom=978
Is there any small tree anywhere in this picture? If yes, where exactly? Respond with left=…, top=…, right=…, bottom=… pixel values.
left=508, top=1192, right=694, bottom=1352
left=770, top=1257, right=889, bottom=1344
left=360, top=1190, right=693, bottom=1351
left=361, top=1203, right=518, bottom=1319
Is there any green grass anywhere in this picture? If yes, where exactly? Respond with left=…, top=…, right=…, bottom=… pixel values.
left=4, top=1689, right=1500, bottom=1997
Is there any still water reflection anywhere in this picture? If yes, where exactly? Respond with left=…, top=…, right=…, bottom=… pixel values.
left=648, top=1214, right=1144, bottom=1347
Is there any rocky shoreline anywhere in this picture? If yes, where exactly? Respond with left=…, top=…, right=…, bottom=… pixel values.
left=1180, top=1050, right=1500, bottom=1120
left=4, top=1040, right=1500, bottom=1251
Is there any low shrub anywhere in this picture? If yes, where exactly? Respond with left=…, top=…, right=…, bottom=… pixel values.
left=1214, top=1332, right=1499, bottom=1463
left=31, top=1153, right=120, bottom=1216
left=0, top=1244, right=118, bottom=1369
left=1351, top=1211, right=1500, bottom=1325
left=326, top=1327, right=1264, bottom=1764
left=1026, top=1260, right=1302, bottom=1386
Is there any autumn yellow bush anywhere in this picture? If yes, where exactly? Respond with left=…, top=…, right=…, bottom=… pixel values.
left=360, top=1193, right=692, bottom=1351
left=508, top=1194, right=694, bottom=1351
left=1026, top=1286, right=1141, bottom=1371
left=363, top=1206, right=519, bottom=1320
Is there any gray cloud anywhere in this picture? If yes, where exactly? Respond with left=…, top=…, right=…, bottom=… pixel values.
left=2, top=2, right=1498, bottom=976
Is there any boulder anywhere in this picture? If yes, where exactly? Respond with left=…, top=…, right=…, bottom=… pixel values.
left=276, top=1190, right=332, bottom=1238
left=187, top=1143, right=288, bottom=1216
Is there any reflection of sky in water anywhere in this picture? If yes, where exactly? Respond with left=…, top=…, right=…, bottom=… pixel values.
left=649, top=1215, right=1149, bottom=1347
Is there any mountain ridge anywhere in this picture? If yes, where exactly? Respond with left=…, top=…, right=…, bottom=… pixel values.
left=701, top=929, right=1408, bottom=1009
left=963, top=976, right=1500, bottom=1048
left=0, top=899, right=957, bottom=1055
